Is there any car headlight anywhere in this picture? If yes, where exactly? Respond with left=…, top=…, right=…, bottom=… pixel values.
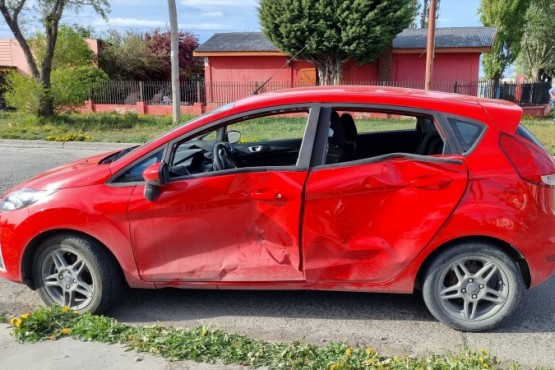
left=0, top=188, right=57, bottom=211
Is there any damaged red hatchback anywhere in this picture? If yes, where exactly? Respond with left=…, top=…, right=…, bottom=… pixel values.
left=1, top=86, right=555, bottom=331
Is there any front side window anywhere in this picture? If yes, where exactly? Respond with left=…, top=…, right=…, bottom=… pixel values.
left=168, top=108, right=310, bottom=178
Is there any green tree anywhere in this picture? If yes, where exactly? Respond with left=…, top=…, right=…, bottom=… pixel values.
left=479, top=0, right=531, bottom=80
left=259, top=0, right=415, bottom=85
left=517, top=0, right=555, bottom=81
left=98, top=30, right=160, bottom=81
left=31, top=25, right=94, bottom=70
left=5, top=25, right=106, bottom=114
left=0, top=0, right=109, bottom=117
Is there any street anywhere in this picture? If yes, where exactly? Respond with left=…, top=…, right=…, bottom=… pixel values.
left=1, top=140, right=554, bottom=369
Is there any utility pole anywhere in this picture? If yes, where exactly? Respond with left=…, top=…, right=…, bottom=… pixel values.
left=424, top=0, right=436, bottom=90
left=168, top=0, right=181, bottom=123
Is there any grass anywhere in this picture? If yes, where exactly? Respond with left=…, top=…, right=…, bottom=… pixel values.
left=0, top=111, right=182, bottom=143
left=0, top=111, right=553, bottom=154
left=5, top=305, right=525, bottom=370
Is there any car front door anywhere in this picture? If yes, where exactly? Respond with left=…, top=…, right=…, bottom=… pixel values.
left=127, top=106, right=319, bottom=282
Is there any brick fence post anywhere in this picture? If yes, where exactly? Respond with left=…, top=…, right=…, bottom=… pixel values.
left=83, top=100, right=95, bottom=113
left=193, top=102, right=205, bottom=115
left=136, top=101, right=146, bottom=114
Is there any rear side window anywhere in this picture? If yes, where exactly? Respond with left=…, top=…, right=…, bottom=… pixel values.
left=448, top=118, right=485, bottom=153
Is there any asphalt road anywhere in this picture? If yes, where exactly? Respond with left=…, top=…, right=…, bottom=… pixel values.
left=0, top=140, right=554, bottom=369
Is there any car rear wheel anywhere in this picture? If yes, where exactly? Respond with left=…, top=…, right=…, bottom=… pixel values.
left=422, top=242, right=524, bottom=332
left=33, top=233, right=122, bottom=314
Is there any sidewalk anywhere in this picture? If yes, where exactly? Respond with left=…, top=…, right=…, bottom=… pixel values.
left=0, top=324, right=249, bottom=370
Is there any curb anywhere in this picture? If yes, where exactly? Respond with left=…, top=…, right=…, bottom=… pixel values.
left=0, top=139, right=134, bottom=150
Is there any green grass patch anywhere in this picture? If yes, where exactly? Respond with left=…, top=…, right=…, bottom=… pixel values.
left=0, top=112, right=553, bottom=155
left=522, top=117, right=555, bottom=155
left=0, top=111, right=182, bottom=143
left=7, top=305, right=524, bottom=369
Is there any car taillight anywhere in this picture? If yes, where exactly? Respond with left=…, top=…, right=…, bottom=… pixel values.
left=500, top=133, right=555, bottom=187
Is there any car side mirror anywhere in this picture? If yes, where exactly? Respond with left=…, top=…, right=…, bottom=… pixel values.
left=227, top=130, right=241, bottom=144
left=142, top=162, right=167, bottom=201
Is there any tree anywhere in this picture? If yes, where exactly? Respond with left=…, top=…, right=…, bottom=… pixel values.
left=0, top=0, right=109, bottom=116
left=99, top=30, right=160, bottom=81
left=31, top=25, right=94, bottom=70
left=98, top=29, right=203, bottom=81
left=516, top=0, right=555, bottom=81
left=4, top=26, right=107, bottom=114
left=259, top=0, right=415, bottom=85
left=478, top=0, right=531, bottom=80
left=145, top=29, right=203, bottom=80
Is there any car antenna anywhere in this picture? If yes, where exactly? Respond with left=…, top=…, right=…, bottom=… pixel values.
left=252, top=45, right=308, bottom=95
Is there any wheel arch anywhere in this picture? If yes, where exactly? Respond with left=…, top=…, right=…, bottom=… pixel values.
left=21, top=229, right=126, bottom=290
left=415, top=236, right=531, bottom=290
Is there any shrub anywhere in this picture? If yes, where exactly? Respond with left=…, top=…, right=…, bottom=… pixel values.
left=3, top=71, right=47, bottom=115
left=51, top=65, right=108, bottom=108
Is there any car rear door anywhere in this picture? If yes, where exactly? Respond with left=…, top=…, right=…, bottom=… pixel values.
left=302, top=107, right=469, bottom=284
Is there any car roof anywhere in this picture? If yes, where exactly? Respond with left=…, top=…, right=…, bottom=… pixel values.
left=232, top=85, right=522, bottom=133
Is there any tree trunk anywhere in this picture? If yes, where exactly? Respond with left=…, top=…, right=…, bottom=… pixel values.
left=314, top=55, right=343, bottom=86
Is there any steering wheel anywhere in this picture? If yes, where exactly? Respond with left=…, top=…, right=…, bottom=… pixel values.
left=213, top=142, right=238, bottom=171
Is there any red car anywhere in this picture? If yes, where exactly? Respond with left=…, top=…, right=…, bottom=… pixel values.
left=1, top=86, right=554, bottom=331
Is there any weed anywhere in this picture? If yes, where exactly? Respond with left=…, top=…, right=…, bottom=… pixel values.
left=7, top=306, right=520, bottom=369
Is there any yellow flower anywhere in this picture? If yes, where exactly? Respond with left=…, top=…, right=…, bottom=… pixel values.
left=330, top=364, right=338, bottom=370
left=344, top=347, right=352, bottom=358
left=365, top=359, right=375, bottom=366
left=9, top=317, right=17, bottom=326
left=366, top=347, right=376, bottom=356
left=60, top=328, right=71, bottom=335
left=13, top=319, right=22, bottom=328
left=61, top=306, right=71, bottom=312
left=20, top=314, right=30, bottom=320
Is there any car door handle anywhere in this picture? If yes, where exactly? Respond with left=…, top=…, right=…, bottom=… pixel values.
left=408, top=175, right=452, bottom=190
left=249, top=190, right=286, bottom=201
left=248, top=145, right=263, bottom=153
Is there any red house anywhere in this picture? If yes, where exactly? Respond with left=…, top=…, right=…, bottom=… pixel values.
left=194, top=27, right=496, bottom=103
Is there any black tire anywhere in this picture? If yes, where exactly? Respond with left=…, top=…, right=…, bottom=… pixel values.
left=422, top=242, right=524, bottom=332
left=33, top=233, right=122, bottom=314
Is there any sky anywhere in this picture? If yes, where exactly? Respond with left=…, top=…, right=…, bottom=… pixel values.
left=0, top=0, right=482, bottom=42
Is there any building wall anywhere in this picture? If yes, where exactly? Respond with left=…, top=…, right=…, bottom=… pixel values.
left=0, top=39, right=30, bottom=74
left=0, top=38, right=100, bottom=74
left=393, top=52, right=480, bottom=82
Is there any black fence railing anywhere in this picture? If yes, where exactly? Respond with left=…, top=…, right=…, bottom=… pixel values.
left=90, top=80, right=205, bottom=105
left=88, top=80, right=553, bottom=107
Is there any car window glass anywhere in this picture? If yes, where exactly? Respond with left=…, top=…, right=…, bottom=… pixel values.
left=112, top=149, right=164, bottom=183
left=324, top=109, right=445, bottom=165
left=448, top=117, right=484, bottom=152
left=169, top=108, right=310, bottom=178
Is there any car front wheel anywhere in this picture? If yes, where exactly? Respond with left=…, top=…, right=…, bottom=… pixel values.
left=422, top=242, right=524, bottom=332
left=33, top=233, right=122, bottom=314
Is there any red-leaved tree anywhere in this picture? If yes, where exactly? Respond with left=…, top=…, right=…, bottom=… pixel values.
left=145, top=30, right=204, bottom=80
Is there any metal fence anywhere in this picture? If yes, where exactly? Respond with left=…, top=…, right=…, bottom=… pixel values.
left=91, top=80, right=204, bottom=105
left=89, top=80, right=553, bottom=107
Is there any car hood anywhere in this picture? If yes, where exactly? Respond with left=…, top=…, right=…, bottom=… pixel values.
left=2, top=150, right=121, bottom=196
